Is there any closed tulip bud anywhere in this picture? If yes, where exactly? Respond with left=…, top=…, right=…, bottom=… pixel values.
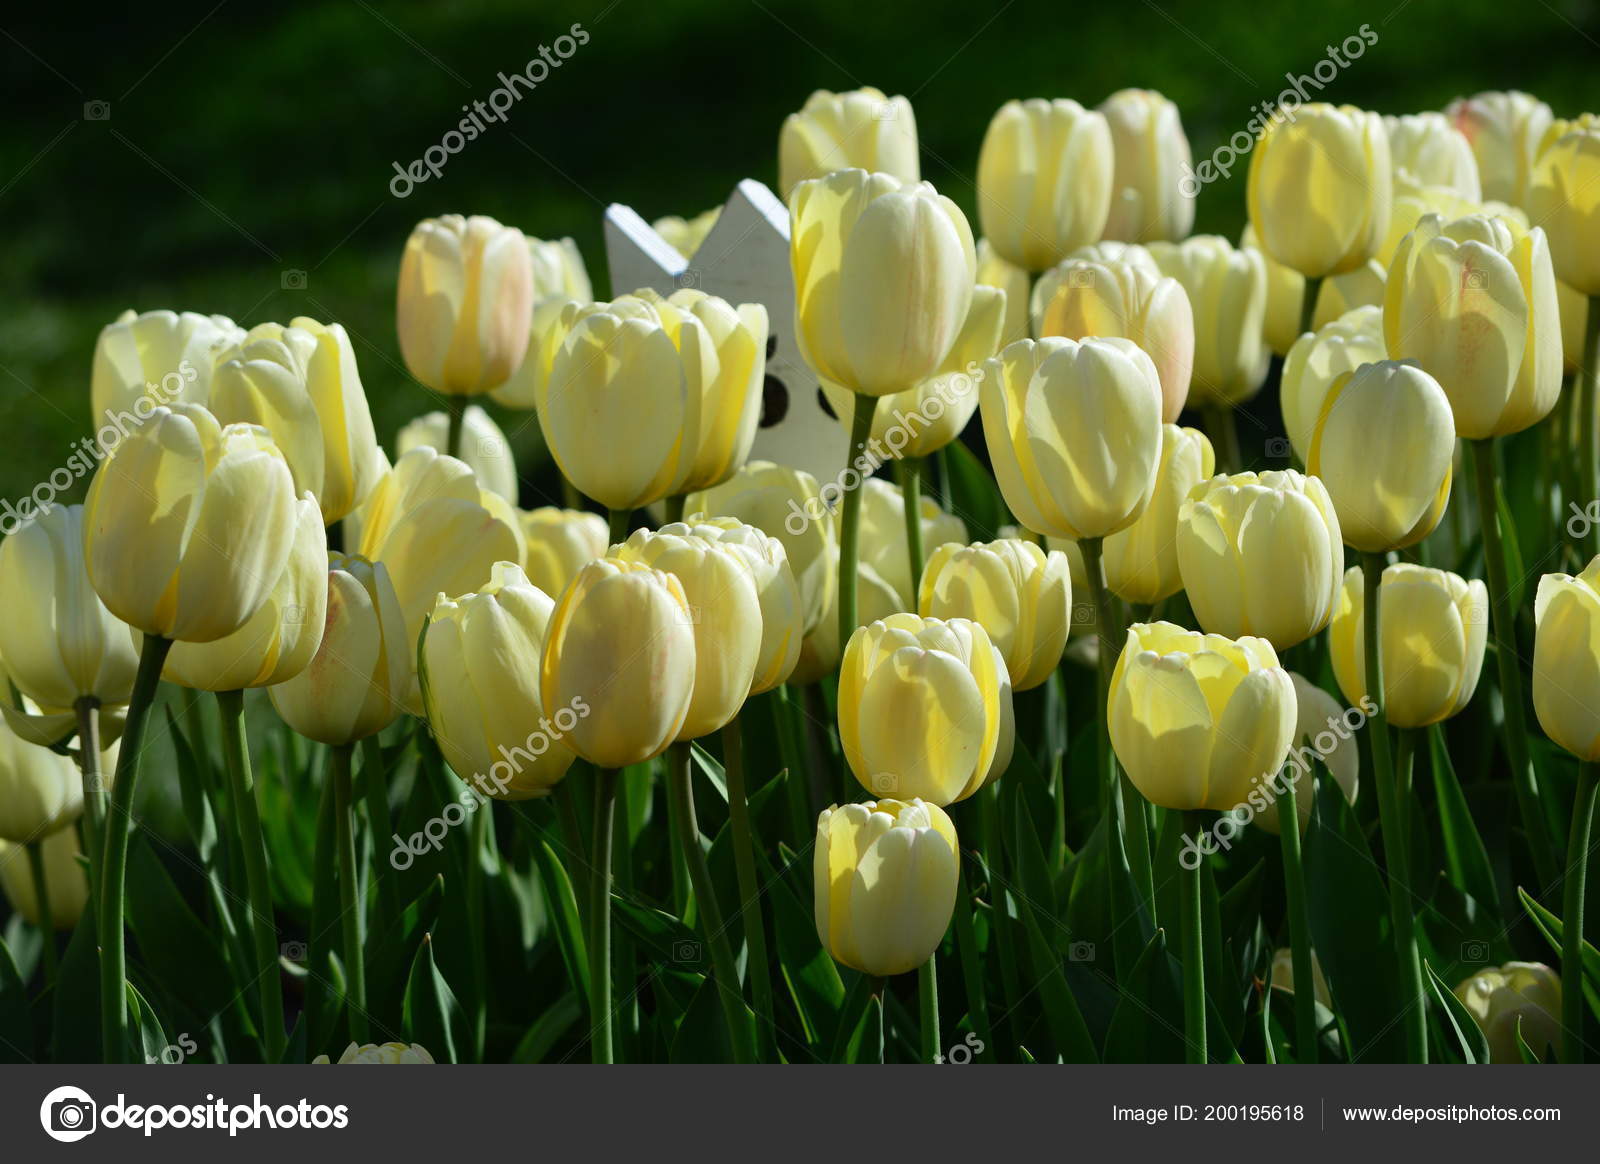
left=1030, top=242, right=1161, bottom=336
left=918, top=539, right=1071, bottom=691
left=210, top=325, right=326, bottom=507
left=162, top=493, right=327, bottom=691
left=976, top=240, right=1032, bottom=345
left=1269, top=946, right=1332, bottom=1008
left=0, top=829, right=89, bottom=929
left=858, top=478, right=966, bottom=605
left=1528, top=125, right=1600, bottom=296
left=518, top=507, right=608, bottom=599
left=269, top=554, right=408, bottom=746
left=313, top=1041, right=437, bottom=1065
left=653, top=289, right=768, bottom=493
left=397, top=214, right=534, bottom=396
left=792, top=170, right=975, bottom=396
left=1454, top=962, right=1562, bottom=1064
left=1101, top=424, right=1214, bottom=605
left=1280, top=305, right=1386, bottom=462
left=977, top=99, right=1113, bottom=271
left=527, top=235, right=593, bottom=305
left=839, top=614, right=1013, bottom=805
left=1242, top=223, right=1387, bottom=355
left=1533, top=556, right=1600, bottom=759
left=397, top=403, right=517, bottom=505
left=1254, top=673, right=1360, bottom=836
left=293, top=317, right=384, bottom=523
left=1384, top=213, right=1562, bottom=438
left=84, top=404, right=298, bottom=643
left=651, top=209, right=721, bottom=261
left=1445, top=91, right=1553, bottom=207
left=791, top=557, right=905, bottom=686
left=1109, top=621, right=1296, bottom=812
left=814, top=798, right=958, bottom=975
left=675, top=518, right=803, bottom=695
left=1148, top=235, right=1270, bottom=407
left=1330, top=564, right=1488, bottom=729
left=1307, top=361, right=1455, bottom=552
left=90, top=308, right=243, bottom=423
left=1177, top=470, right=1344, bottom=649
left=609, top=526, right=762, bottom=739
left=0, top=718, right=80, bottom=843
left=980, top=336, right=1164, bottom=540
left=1384, top=113, right=1482, bottom=200
left=540, top=558, right=696, bottom=767
left=1248, top=104, right=1391, bottom=279
left=489, top=236, right=595, bottom=410
left=1099, top=88, right=1195, bottom=243
left=779, top=87, right=919, bottom=198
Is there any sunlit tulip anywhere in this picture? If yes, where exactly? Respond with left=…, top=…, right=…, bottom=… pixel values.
left=0, top=719, right=80, bottom=843
left=0, top=829, right=89, bottom=929
left=676, top=518, right=803, bottom=695
left=1177, top=470, right=1343, bottom=649
left=312, top=1042, right=436, bottom=1065
left=857, top=478, right=966, bottom=606
left=976, top=239, right=1032, bottom=344
left=1253, top=673, right=1360, bottom=836
left=1377, top=177, right=1488, bottom=267
left=398, top=403, right=517, bottom=505
left=1247, top=104, right=1391, bottom=279
left=1099, top=88, right=1195, bottom=243
left=90, top=308, right=242, bottom=423
left=1385, top=113, right=1481, bottom=200
left=839, top=613, right=1013, bottom=805
left=1148, top=235, right=1269, bottom=407
left=980, top=336, right=1164, bottom=540
left=1109, top=621, right=1295, bottom=812
left=1329, top=564, right=1488, bottom=729
left=1528, top=124, right=1600, bottom=296
left=652, top=209, right=721, bottom=260
left=977, top=99, right=1112, bottom=271
left=397, top=214, right=534, bottom=396
left=1280, top=305, right=1386, bottom=461
left=210, top=325, right=326, bottom=509
left=779, top=87, right=919, bottom=198
left=814, top=798, right=958, bottom=976
left=1306, top=361, right=1455, bottom=552
left=539, top=558, right=697, bottom=768
left=84, top=404, right=298, bottom=643
left=1454, top=962, right=1562, bottom=1064
left=1532, top=555, right=1600, bottom=759
left=518, top=507, right=608, bottom=599
left=791, top=170, right=975, bottom=397
left=918, top=539, right=1071, bottom=691
left=1101, top=424, right=1214, bottom=605
left=1030, top=241, right=1160, bottom=336
left=1445, top=91, right=1553, bottom=207
left=1269, top=947, right=1332, bottom=1008
left=791, top=556, right=905, bottom=686
left=489, top=235, right=596, bottom=410
left=1242, top=223, right=1386, bottom=355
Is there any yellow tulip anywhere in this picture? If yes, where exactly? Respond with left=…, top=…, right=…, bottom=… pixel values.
left=84, top=404, right=298, bottom=643
left=1445, top=91, right=1553, bottom=207
left=539, top=558, right=697, bottom=768
left=1247, top=103, right=1391, bottom=279
left=839, top=613, right=1013, bottom=805
left=1329, top=564, right=1488, bottom=729
left=1377, top=177, right=1486, bottom=266
left=1177, top=470, right=1344, bottom=649
left=918, top=539, right=1071, bottom=691
left=779, top=87, right=919, bottom=198
left=674, top=518, right=803, bottom=695
left=814, top=797, right=958, bottom=976
left=1109, top=621, right=1296, bottom=812
left=397, top=403, right=517, bottom=505
left=1306, top=361, right=1455, bottom=552
left=313, top=1041, right=436, bottom=1065
left=1148, top=235, right=1269, bottom=407
left=979, top=336, right=1164, bottom=540
left=976, top=239, right=1032, bottom=345
left=489, top=235, right=596, bottom=410
left=1533, top=555, right=1600, bottom=760
left=90, top=308, right=241, bottom=424
left=1557, top=274, right=1589, bottom=375
left=397, top=214, right=534, bottom=396
left=518, top=507, right=608, bottom=599
left=1269, top=946, right=1332, bottom=1008
left=1384, top=113, right=1482, bottom=200
left=1101, top=424, right=1214, bottom=605
left=210, top=325, right=326, bottom=506
left=791, top=556, right=905, bottom=686
left=1280, top=305, right=1386, bottom=462
left=1099, top=88, right=1195, bottom=244
left=977, top=99, right=1113, bottom=271
left=1528, top=125, right=1600, bottom=296
left=857, top=477, right=966, bottom=607
left=1253, top=672, right=1360, bottom=836
left=651, top=209, right=721, bottom=261
left=1454, top=962, right=1562, bottom=1064
left=0, top=717, right=80, bottom=843
left=792, top=170, right=975, bottom=397
left=0, top=828, right=89, bottom=930
left=1242, top=222, right=1386, bottom=356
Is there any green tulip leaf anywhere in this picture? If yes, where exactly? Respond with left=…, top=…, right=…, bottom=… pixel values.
left=0, top=934, right=32, bottom=1063
left=510, top=991, right=582, bottom=1063
left=1424, top=958, right=1489, bottom=1065
left=402, top=933, right=468, bottom=1064
left=1429, top=724, right=1499, bottom=915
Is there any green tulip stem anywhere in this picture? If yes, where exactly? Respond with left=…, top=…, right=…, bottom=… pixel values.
left=589, top=766, right=619, bottom=1063
left=895, top=455, right=925, bottom=599
left=1201, top=404, right=1241, bottom=475
left=25, top=841, right=57, bottom=986
left=216, top=689, right=287, bottom=1064
left=1299, top=275, right=1324, bottom=339
left=663, top=493, right=686, bottom=525
left=950, top=865, right=994, bottom=1061
left=838, top=393, right=879, bottom=648
left=465, top=801, right=489, bottom=1060
left=918, top=952, right=940, bottom=1063
left=667, top=741, right=756, bottom=1063
left=607, top=508, right=632, bottom=545
left=73, top=696, right=103, bottom=900
left=1582, top=296, right=1600, bottom=557
left=1468, top=439, right=1558, bottom=886
left=773, top=684, right=812, bottom=842
left=1562, top=760, right=1598, bottom=1063
left=723, top=716, right=775, bottom=1061
left=99, top=631, right=171, bottom=1063
left=1180, top=811, right=1207, bottom=1064
left=1275, top=771, right=1317, bottom=1063
left=331, top=742, right=367, bottom=1045
left=445, top=395, right=467, bottom=460
left=361, top=736, right=399, bottom=926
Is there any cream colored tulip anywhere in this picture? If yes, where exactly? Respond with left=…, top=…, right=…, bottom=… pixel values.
left=1557, top=275, right=1588, bottom=375
left=814, top=798, right=957, bottom=976
left=489, top=235, right=596, bottom=410
left=1385, top=113, right=1481, bottom=200
left=779, top=87, right=919, bottom=197
left=1281, top=305, right=1386, bottom=462
left=1102, top=424, right=1215, bottom=605
left=918, top=538, right=1071, bottom=691
left=1454, top=961, right=1562, bottom=1064
left=1109, top=621, right=1296, bottom=812
left=1532, top=555, right=1600, bottom=760
left=791, top=556, right=905, bottom=686
left=1030, top=241, right=1160, bottom=336
left=1377, top=177, right=1486, bottom=267
left=295, top=317, right=384, bottom=524
left=1528, top=124, right=1600, bottom=296
left=976, top=239, right=1032, bottom=345
left=652, top=209, right=720, bottom=260
left=857, top=477, right=966, bottom=606
left=977, top=98, right=1113, bottom=271
left=519, top=507, right=608, bottom=599
left=1099, top=88, right=1195, bottom=243
left=1148, top=235, right=1270, bottom=407
left=980, top=336, right=1164, bottom=540
left=210, top=324, right=326, bottom=507
left=90, top=308, right=242, bottom=423
left=677, top=518, right=803, bottom=696
left=1247, top=104, right=1391, bottom=279
left=397, top=403, right=517, bottom=505
left=539, top=558, right=697, bottom=768
left=313, top=1042, right=436, bottom=1065
left=84, top=405, right=298, bottom=643
left=1307, top=361, right=1455, bottom=552
left=1242, top=223, right=1386, bottom=356
left=1445, top=91, right=1553, bottom=207
left=397, top=214, right=534, bottom=396
left=0, top=829, right=89, bottom=930
left=0, top=718, right=80, bottom=843
left=1253, top=672, right=1360, bottom=836
left=1269, top=946, right=1332, bottom=1008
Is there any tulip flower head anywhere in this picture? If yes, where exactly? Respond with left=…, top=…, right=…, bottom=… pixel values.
left=0, top=719, right=81, bottom=844
left=856, top=477, right=967, bottom=606
left=977, top=98, right=1113, bottom=271
left=398, top=403, right=517, bottom=505
left=1454, top=961, right=1562, bottom=1064
left=1280, top=305, right=1386, bottom=461
left=672, top=518, right=804, bottom=696
left=1384, top=112, right=1482, bottom=201
left=1101, top=424, right=1214, bottom=606
left=1099, top=88, right=1195, bottom=244
left=0, top=829, right=89, bottom=930
left=90, top=308, right=243, bottom=424
left=1147, top=235, right=1270, bottom=408
left=1532, top=555, right=1600, bottom=760
left=779, top=87, right=919, bottom=198
left=313, top=1042, right=437, bottom=1065
left=1445, top=90, right=1554, bottom=207
left=1528, top=123, right=1600, bottom=297
left=518, top=507, right=609, bottom=600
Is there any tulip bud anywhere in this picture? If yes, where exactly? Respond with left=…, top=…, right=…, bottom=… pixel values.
left=675, top=518, right=803, bottom=695
left=1377, top=177, right=1490, bottom=266
left=1099, top=88, right=1195, bottom=244
left=294, top=317, right=385, bottom=524
left=651, top=209, right=721, bottom=261
left=1385, top=113, right=1482, bottom=200
left=539, top=558, right=697, bottom=767
left=976, top=240, right=1032, bottom=345
left=0, top=718, right=80, bottom=843
left=814, top=798, right=958, bottom=976
left=527, top=235, right=593, bottom=305
left=489, top=235, right=596, bottom=410
left=1280, top=305, right=1386, bottom=462
left=1030, top=242, right=1160, bottom=335
left=84, top=404, right=298, bottom=643
left=1454, top=961, right=1562, bottom=1064
left=1177, top=470, right=1344, bottom=649
left=1247, top=103, right=1391, bottom=279
left=1242, top=223, right=1386, bottom=356
left=779, top=87, right=919, bottom=198
left=977, top=99, right=1113, bottom=271
left=1109, top=621, right=1296, bottom=812
left=518, top=507, right=608, bottom=599
left=90, top=308, right=242, bottom=423
left=980, top=336, right=1164, bottom=540
left=918, top=539, right=1071, bottom=691
left=1533, top=555, right=1600, bottom=760
left=1528, top=124, right=1600, bottom=296
left=1445, top=91, right=1553, bottom=207
left=839, top=614, right=1013, bottom=805
left=397, top=403, right=517, bottom=505
left=1330, top=564, right=1488, bottom=729
left=1101, top=424, right=1214, bottom=605
left=791, top=170, right=975, bottom=396
left=0, top=829, right=89, bottom=930
left=397, top=214, right=534, bottom=396
left=857, top=478, right=967, bottom=606
left=1253, top=673, right=1360, bottom=836
left=1148, top=235, right=1270, bottom=407
left=210, top=325, right=326, bottom=506
left=1269, top=946, right=1332, bottom=1008
left=1306, top=361, right=1455, bottom=552
left=313, top=1041, right=437, bottom=1065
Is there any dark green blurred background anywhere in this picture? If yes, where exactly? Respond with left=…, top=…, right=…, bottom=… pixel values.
left=3, top=0, right=1597, bottom=506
